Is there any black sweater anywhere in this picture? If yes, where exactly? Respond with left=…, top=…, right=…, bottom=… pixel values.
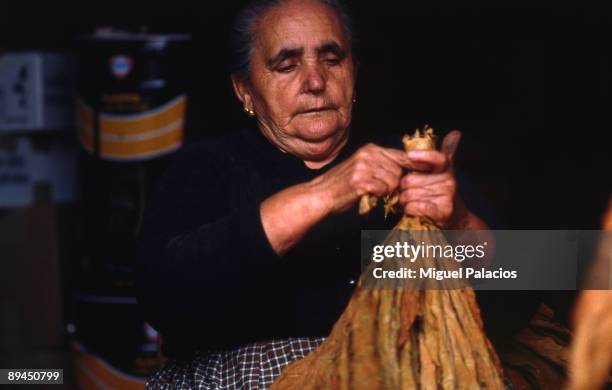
left=136, top=128, right=540, bottom=358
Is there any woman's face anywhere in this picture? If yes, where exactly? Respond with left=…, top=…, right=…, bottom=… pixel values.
left=234, top=0, right=356, bottom=168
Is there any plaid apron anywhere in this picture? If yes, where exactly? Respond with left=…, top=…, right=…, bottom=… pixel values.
left=146, top=337, right=325, bottom=389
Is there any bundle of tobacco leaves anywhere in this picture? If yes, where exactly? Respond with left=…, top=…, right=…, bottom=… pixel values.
left=567, top=198, right=612, bottom=390
left=271, top=128, right=505, bottom=390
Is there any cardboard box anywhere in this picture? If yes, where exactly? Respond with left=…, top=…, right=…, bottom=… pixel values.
left=0, top=134, right=78, bottom=208
left=0, top=52, right=75, bottom=132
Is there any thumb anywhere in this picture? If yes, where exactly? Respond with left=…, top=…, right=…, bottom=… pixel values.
left=441, top=130, right=462, bottom=164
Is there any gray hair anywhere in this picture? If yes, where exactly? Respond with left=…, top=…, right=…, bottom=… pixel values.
left=229, top=0, right=355, bottom=82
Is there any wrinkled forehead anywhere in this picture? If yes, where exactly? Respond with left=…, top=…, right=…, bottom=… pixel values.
left=254, top=0, right=349, bottom=57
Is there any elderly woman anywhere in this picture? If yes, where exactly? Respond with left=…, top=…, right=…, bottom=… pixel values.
left=136, top=0, right=534, bottom=388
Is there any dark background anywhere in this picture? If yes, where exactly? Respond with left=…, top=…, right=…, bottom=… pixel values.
left=2, top=2, right=610, bottom=228
left=0, top=2, right=610, bottom=385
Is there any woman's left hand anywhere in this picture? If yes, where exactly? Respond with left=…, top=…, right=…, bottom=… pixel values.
left=398, top=130, right=469, bottom=229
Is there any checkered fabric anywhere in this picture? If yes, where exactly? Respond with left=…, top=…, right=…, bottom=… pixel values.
left=147, top=337, right=516, bottom=390
left=146, top=337, right=325, bottom=389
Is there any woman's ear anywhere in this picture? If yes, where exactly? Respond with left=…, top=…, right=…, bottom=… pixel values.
left=231, top=75, right=254, bottom=112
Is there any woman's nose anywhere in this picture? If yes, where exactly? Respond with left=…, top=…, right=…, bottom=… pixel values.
left=302, top=64, right=326, bottom=94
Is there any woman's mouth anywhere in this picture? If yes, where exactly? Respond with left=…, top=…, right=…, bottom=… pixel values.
left=298, top=106, right=335, bottom=115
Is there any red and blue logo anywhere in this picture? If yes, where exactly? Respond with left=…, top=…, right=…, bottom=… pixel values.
left=109, top=55, right=133, bottom=79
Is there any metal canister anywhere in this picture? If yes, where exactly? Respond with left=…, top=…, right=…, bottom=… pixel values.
left=76, top=32, right=191, bottom=161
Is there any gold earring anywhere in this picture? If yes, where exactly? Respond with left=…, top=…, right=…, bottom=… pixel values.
left=244, top=106, right=255, bottom=117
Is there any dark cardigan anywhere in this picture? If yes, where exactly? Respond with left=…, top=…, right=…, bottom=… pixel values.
left=136, top=128, right=540, bottom=358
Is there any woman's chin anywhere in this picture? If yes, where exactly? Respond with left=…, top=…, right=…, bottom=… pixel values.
left=293, top=115, right=344, bottom=142
left=296, top=128, right=347, bottom=163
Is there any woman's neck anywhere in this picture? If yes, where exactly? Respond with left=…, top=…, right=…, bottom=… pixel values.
left=257, top=125, right=350, bottom=170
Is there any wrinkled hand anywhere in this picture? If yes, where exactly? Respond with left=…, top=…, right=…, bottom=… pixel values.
left=311, top=143, right=414, bottom=214
left=399, top=130, right=468, bottom=228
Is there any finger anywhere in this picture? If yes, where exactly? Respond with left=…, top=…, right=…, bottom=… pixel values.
left=364, top=145, right=428, bottom=183
left=403, top=200, right=439, bottom=219
left=351, top=147, right=403, bottom=193
left=400, top=172, right=453, bottom=190
left=354, top=144, right=406, bottom=175
left=400, top=188, right=449, bottom=204
left=406, top=150, right=449, bottom=173
left=372, top=168, right=401, bottom=193
left=379, top=147, right=431, bottom=171
left=357, top=179, right=389, bottom=197
left=441, top=130, right=461, bottom=164
left=372, top=150, right=403, bottom=178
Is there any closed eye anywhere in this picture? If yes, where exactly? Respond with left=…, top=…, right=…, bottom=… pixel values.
left=323, top=57, right=341, bottom=66
left=277, top=63, right=297, bottom=73
left=317, top=41, right=346, bottom=66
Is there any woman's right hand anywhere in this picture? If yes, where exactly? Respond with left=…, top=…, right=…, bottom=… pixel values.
left=309, top=143, right=416, bottom=214
left=261, top=143, right=417, bottom=255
